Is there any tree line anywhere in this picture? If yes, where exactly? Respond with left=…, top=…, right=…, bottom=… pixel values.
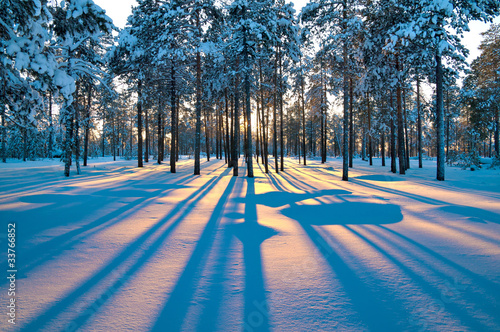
left=1, top=0, right=499, bottom=181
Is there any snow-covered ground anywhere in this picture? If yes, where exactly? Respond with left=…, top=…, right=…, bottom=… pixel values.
left=0, top=156, right=499, bottom=331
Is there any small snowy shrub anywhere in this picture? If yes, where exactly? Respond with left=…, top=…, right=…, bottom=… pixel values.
left=447, top=151, right=482, bottom=170
left=488, top=155, right=500, bottom=169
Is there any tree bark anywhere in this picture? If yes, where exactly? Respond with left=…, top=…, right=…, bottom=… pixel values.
left=301, top=61, right=307, bottom=166
left=245, top=44, right=254, bottom=177
left=436, top=54, right=445, bottom=181
left=367, top=94, right=373, bottom=166
left=145, top=106, right=149, bottom=163
left=342, top=3, right=349, bottom=181
left=233, top=74, right=240, bottom=177
left=396, top=57, right=405, bottom=175
left=273, top=51, right=279, bottom=174
left=194, top=11, right=202, bottom=175
left=137, top=78, right=143, bottom=168
left=348, top=77, right=354, bottom=168
left=417, top=75, right=423, bottom=168
left=390, top=91, right=397, bottom=173
left=170, top=65, right=177, bottom=173
left=279, top=47, right=284, bottom=172
left=83, top=85, right=91, bottom=166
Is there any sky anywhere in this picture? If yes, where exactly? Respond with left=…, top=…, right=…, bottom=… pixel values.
left=93, top=0, right=499, bottom=64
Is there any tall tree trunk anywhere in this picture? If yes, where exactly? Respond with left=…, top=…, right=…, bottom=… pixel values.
left=396, top=57, right=405, bottom=175
left=259, top=62, right=269, bottom=173
left=225, top=88, right=230, bottom=165
left=112, top=116, right=116, bottom=161
left=22, top=123, right=27, bottom=162
left=279, top=47, right=284, bottom=172
left=273, top=51, right=279, bottom=173
left=367, top=94, right=373, bottom=166
left=194, top=13, right=202, bottom=175
left=205, top=105, right=210, bottom=162
left=74, top=102, right=81, bottom=175
left=157, top=96, right=163, bottom=164
left=83, top=85, right=91, bottom=166
left=342, top=4, right=349, bottom=181
left=1, top=77, right=6, bottom=162
left=245, top=43, right=254, bottom=177
left=404, top=89, right=410, bottom=169
left=48, top=90, right=53, bottom=159
left=256, top=94, right=261, bottom=164
left=233, top=72, right=240, bottom=177
left=390, top=91, right=397, bottom=173
left=63, top=106, right=74, bottom=177
left=301, top=62, right=307, bottom=166
left=1, top=103, right=5, bottom=163
left=495, top=106, right=499, bottom=158
left=145, top=106, right=149, bottom=163
left=137, top=78, right=144, bottom=168
left=349, top=77, right=354, bottom=168
left=417, top=75, right=423, bottom=168
left=170, top=65, right=177, bottom=173
left=381, top=130, right=386, bottom=166
left=435, top=54, right=445, bottom=181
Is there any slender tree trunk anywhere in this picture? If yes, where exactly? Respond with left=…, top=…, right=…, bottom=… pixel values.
left=436, top=54, right=445, bottom=181
left=1, top=77, right=6, bottom=162
left=157, top=97, right=163, bottom=164
left=367, top=94, right=373, bottom=166
left=256, top=94, right=260, bottom=164
left=83, top=85, right=91, bottom=166
left=233, top=72, right=240, bottom=177
left=404, top=89, right=410, bottom=169
left=145, top=106, right=149, bottom=163
left=63, top=53, right=75, bottom=177
left=381, top=130, right=386, bottom=166
left=112, top=116, right=116, bottom=161
left=1, top=103, right=5, bottom=163
left=396, top=57, right=405, bottom=175
left=301, top=63, right=307, bottom=166
left=48, top=90, right=53, bottom=159
left=205, top=105, right=210, bottom=162
left=64, top=104, right=74, bottom=177
left=137, top=78, right=144, bottom=168
left=390, top=91, right=397, bottom=173
left=279, top=48, right=284, bottom=172
left=225, top=89, right=230, bottom=165
left=74, top=102, right=81, bottom=175
left=102, top=120, right=105, bottom=158
left=349, top=77, right=354, bottom=168
left=170, top=65, right=177, bottom=173
left=495, top=106, right=499, bottom=158
left=417, top=75, right=423, bottom=168
left=22, top=122, right=27, bottom=162
left=259, top=63, right=269, bottom=173
left=245, top=41, right=254, bottom=177
left=273, top=51, right=279, bottom=173
left=194, top=13, right=202, bottom=175
left=342, top=5, right=349, bottom=181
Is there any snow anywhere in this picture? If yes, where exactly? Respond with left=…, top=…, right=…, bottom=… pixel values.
left=0, top=157, right=499, bottom=331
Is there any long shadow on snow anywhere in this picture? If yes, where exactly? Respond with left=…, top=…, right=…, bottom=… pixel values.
left=261, top=169, right=405, bottom=331
left=376, top=225, right=500, bottom=320
left=19, top=167, right=231, bottom=332
left=295, top=164, right=500, bottom=226
left=228, top=178, right=278, bottom=332
left=0, top=171, right=195, bottom=278
left=345, top=225, right=500, bottom=330
left=150, top=174, right=237, bottom=331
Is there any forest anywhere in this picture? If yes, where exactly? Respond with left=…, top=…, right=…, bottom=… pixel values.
left=1, top=0, right=499, bottom=181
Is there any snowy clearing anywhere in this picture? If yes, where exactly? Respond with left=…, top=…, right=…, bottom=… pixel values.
left=0, top=157, right=499, bottom=331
